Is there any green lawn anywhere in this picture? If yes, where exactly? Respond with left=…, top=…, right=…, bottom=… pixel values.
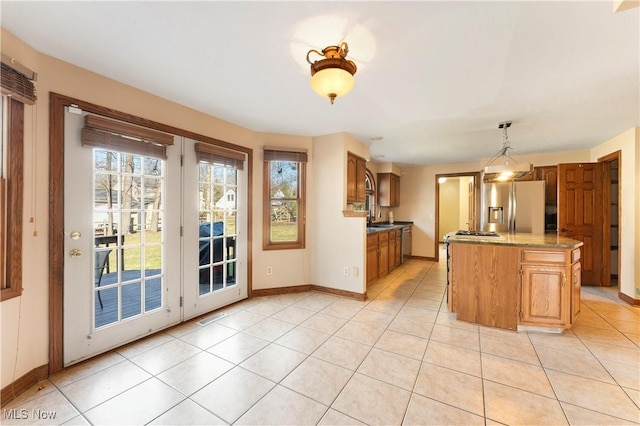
left=271, top=222, right=298, bottom=242
left=106, top=231, right=162, bottom=271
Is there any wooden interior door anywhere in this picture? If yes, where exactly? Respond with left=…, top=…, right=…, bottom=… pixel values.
left=557, top=163, right=603, bottom=285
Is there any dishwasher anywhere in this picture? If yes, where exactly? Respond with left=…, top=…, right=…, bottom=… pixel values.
left=401, top=226, right=412, bottom=262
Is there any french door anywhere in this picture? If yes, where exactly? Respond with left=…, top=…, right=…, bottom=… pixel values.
left=63, top=109, right=247, bottom=365
left=182, top=138, right=248, bottom=319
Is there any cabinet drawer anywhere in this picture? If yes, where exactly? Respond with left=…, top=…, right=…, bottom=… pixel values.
left=571, top=248, right=581, bottom=263
left=367, top=234, right=379, bottom=247
left=378, top=231, right=389, bottom=242
left=521, top=250, right=567, bottom=264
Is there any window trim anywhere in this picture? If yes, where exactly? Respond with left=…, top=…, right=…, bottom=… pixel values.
left=1, top=97, right=24, bottom=301
left=365, top=168, right=376, bottom=220
left=263, top=153, right=306, bottom=250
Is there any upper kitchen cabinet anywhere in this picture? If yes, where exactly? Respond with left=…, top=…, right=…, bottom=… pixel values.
left=534, top=166, right=558, bottom=204
left=347, top=152, right=367, bottom=204
left=378, top=172, right=400, bottom=207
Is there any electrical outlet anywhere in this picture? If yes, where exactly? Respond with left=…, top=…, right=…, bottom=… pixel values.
left=266, top=266, right=273, bottom=275
left=353, top=267, right=359, bottom=277
left=343, top=267, right=349, bottom=276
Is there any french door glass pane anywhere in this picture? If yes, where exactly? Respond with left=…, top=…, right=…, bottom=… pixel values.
left=93, top=149, right=165, bottom=328
left=198, top=161, right=238, bottom=296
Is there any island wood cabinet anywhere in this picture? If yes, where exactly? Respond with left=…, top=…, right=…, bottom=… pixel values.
left=520, top=248, right=581, bottom=328
left=347, top=153, right=367, bottom=204
left=367, top=229, right=402, bottom=285
left=449, top=242, right=581, bottom=331
left=378, top=173, right=400, bottom=207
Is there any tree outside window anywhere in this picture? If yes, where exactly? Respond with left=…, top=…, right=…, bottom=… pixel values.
left=263, top=149, right=306, bottom=250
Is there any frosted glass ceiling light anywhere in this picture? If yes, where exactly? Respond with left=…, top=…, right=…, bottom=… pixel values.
left=306, top=42, right=357, bottom=104
left=483, top=121, right=533, bottom=182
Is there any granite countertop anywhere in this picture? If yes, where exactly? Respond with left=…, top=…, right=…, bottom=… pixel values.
left=446, top=232, right=583, bottom=249
left=366, top=221, right=413, bottom=235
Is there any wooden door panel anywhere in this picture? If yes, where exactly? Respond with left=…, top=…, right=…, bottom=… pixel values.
left=558, top=163, right=603, bottom=285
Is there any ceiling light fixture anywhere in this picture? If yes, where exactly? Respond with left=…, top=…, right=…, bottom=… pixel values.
left=483, top=121, right=533, bottom=182
left=306, top=42, right=357, bottom=104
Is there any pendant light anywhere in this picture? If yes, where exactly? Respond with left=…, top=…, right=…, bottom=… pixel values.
left=483, top=121, right=533, bottom=181
left=306, top=42, right=357, bottom=104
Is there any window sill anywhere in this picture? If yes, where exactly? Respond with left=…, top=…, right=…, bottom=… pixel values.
left=1, top=286, right=23, bottom=302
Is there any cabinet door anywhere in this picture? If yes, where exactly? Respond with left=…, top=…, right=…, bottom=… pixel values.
left=395, top=231, right=402, bottom=267
left=388, top=232, right=397, bottom=272
left=356, top=157, right=366, bottom=203
left=534, top=166, right=558, bottom=205
left=378, top=239, right=389, bottom=277
left=571, top=262, right=581, bottom=323
left=521, top=265, right=568, bottom=326
left=346, top=154, right=357, bottom=203
left=367, top=243, right=379, bottom=284
left=544, top=167, right=558, bottom=204
left=391, top=174, right=400, bottom=206
left=378, top=173, right=400, bottom=207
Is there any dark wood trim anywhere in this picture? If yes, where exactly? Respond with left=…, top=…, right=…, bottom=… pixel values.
left=251, top=285, right=313, bottom=298
left=597, top=150, right=621, bottom=289
left=1, top=98, right=24, bottom=301
left=409, top=255, right=436, bottom=262
left=252, top=284, right=367, bottom=301
left=49, top=92, right=254, bottom=374
left=262, top=160, right=306, bottom=250
left=1, top=364, right=48, bottom=407
left=434, top=171, right=481, bottom=262
left=311, top=285, right=367, bottom=301
left=49, top=94, right=65, bottom=374
left=618, top=291, right=640, bottom=306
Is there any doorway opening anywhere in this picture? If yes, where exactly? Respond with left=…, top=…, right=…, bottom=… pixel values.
left=599, top=151, right=621, bottom=288
left=434, top=172, right=481, bottom=262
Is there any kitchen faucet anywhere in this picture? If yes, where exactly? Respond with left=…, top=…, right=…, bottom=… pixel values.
left=368, top=203, right=381, bottom=225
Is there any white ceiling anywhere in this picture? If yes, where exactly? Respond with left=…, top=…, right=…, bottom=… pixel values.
left=2, top=1, right=638, bottom=166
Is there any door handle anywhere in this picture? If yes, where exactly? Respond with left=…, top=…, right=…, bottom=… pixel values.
left=560, top=228, right=568, bottom=233
left=69, top=249, right=83, bottom=258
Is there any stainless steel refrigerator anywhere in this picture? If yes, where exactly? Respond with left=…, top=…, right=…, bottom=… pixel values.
left=480, top=179, right=545, bottom=234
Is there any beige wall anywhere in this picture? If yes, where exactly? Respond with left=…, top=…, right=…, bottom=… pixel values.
left=0, top=28, right=368, bottom=389
left=252, top=132, right=313, bottom=289
left=310, top=133, right=369, bottom=293
left=438, top=179, right=461, bottom=241
left=590, top=127, right=639, bottom=300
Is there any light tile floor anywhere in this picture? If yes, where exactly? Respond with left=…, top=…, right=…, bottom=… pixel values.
left=3, top=256, right=640, bottom=425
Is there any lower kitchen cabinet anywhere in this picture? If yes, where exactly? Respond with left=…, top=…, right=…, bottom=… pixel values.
left=571, top=260, right=582, bottom=323
left=519, top=248, right=581, bottom=329
left=393, top=229, right=402, bottom=268
left=367, top=229, right=401, bottom=285
left=520, top=264, right=567, bottom=326
left=388, top=232, right=397, bottom=272
left=367, top=234, right=379, bottom=284
left=378, top=231, right=389, bottom=277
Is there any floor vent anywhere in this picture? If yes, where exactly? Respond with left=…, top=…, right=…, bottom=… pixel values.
left=197, top=312, right=228, bottom=326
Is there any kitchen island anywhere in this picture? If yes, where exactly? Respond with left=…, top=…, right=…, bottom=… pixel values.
left=446, top=233, right=583, bottom=332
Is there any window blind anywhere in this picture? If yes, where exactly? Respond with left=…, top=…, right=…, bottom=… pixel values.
left=195, top=142, right=245, bottom=170
left=0, top=62, right=37, bottom=106
left=81, top=114, right=173, bottom=159
left=263, top=147, right=308, bottom=163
